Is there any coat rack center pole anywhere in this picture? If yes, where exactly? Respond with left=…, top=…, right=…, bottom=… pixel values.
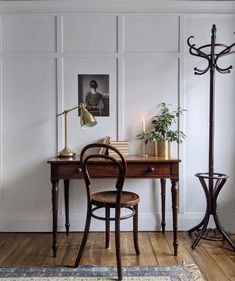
left=209, top=26, right=216, bottom=205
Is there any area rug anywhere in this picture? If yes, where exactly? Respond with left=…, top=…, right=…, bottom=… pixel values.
left=0, top=265, right=203, bottom=281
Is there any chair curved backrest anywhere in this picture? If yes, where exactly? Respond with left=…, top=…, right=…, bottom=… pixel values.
left=80, top=143, right=127, bottom=204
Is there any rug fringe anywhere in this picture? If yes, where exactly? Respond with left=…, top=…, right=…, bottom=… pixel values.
left=183, top=263, right=204, bottom=281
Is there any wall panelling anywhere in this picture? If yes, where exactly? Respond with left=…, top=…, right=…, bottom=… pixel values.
left=0, top=2, right=235, bottom=232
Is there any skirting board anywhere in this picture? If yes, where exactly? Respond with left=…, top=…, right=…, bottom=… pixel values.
left=0, top=212, right=224, bottom=232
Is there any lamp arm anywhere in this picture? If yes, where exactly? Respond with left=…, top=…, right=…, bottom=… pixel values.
left=56, top=103, right=84, bottom=155
left=56, top=103, right=85, bottom=117
left=67, top=104, right=81, bottom=113
left=56, top=102, right=96, bottom=157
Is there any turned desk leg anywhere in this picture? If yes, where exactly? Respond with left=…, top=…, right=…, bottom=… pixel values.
left=160, top=178, right=166, bottom=234
left=51, top=179, right=59, bottom=257
left=171, top=178, right=179, bottom=256
left=64, top=179, right=70, bottom=236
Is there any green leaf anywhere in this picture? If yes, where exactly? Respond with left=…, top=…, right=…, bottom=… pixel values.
left=136, top=102, right=186, bottom=144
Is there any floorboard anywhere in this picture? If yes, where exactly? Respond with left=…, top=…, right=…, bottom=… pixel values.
left=0, top=232, right=234, bottom=280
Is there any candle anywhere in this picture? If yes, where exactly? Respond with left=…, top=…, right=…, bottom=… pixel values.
left=142, top=117, right=145, bottom=133
left=139, top=116, right=148, bottom=157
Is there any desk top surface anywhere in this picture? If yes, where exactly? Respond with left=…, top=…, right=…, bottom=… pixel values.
left=48, top=155, right=181, bottom=164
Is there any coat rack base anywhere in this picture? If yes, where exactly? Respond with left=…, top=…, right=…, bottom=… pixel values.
left=188, top=172, right=235, bottom=251
left=194, top=228, right=223, bottom=241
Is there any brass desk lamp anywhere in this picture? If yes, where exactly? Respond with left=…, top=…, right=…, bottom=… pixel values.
left=57, top=103, right=97, bottom=157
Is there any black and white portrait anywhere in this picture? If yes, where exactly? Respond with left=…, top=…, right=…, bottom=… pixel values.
left=78, top=74, right=110, bottom=116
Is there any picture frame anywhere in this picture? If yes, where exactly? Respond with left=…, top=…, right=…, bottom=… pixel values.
left=78, top=74, right=110, bottom=117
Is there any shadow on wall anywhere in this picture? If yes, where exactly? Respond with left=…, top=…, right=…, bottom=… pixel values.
left=218, top=200, right=235, bottom=234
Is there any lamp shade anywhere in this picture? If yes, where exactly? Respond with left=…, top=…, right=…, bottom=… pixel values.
left=56, top=103, right=97, bottom=157
left=80, top=103, right=97, bottom=128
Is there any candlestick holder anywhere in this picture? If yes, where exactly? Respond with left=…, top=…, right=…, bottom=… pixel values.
left=139, top=138, right=148, bottom=157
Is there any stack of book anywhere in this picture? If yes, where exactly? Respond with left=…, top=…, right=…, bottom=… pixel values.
left=109, top=140, right=130, bottom=157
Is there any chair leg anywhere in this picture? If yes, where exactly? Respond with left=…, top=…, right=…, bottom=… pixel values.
left=74, top=207, right=92, bottom=267
left=105, top=207, right=110, bottom=248
left=133, top=204, right=140, bottom=255
left=115, top=207, right=122, bottom=280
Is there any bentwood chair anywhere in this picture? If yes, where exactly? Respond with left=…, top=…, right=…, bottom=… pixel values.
left=74, top=143, right=140, bottom=280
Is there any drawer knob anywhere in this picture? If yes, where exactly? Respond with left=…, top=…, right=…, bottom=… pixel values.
left=148, top=167, right=155, bottom=173
left=77, top=167, right=82, bottom=173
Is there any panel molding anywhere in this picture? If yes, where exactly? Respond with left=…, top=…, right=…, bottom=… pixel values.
left=0, top=57, right=2, bottom=213
left=62, top=14, right=117, bottom=53
left=0, top=1, right=235, bottom=14
left=0, top=16, right=3, bottom=214
left=123, top=15, right=179, bottom=53
left=178, top=15, right=186, bottom=214
left=0, top=7, right=234, bottom=232
left=1, top=15, right=57, bottom=53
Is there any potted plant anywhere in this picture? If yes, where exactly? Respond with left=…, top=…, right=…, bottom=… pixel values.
left=137, top=103, right=186, bottom=157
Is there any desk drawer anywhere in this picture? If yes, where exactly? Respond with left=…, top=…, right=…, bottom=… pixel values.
left=126, top=163, right=172, bottom=178
left=58, top=164, right=83, bottom=179
left=57, top=163, right=118, bottom=179
left=52, top=162, right=174, bottom=179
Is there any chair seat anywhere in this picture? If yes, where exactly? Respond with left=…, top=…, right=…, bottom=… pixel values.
left=92, top=190, right=139, bottom=208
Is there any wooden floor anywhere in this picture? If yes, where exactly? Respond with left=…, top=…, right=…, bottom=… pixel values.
left=0, top=232, right=234, bottom=280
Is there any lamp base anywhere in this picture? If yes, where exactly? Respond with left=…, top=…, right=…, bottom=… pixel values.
left=57, top=147, right=76, bottom=158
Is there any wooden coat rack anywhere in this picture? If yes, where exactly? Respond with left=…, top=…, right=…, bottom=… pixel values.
left=187, top=24, right=235, bottom=249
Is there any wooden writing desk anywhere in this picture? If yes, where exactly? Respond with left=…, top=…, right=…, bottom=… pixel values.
left=48, top=155, right=180, bottom=257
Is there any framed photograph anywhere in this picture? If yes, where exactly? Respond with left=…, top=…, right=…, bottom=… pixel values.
left=78, top=74, right=110, bottom=116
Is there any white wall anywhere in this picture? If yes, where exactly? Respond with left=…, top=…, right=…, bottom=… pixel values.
left=0, top=1, right=235, bottom=233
